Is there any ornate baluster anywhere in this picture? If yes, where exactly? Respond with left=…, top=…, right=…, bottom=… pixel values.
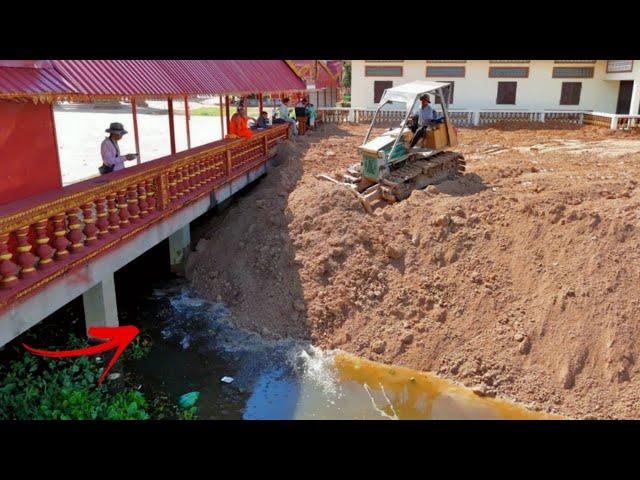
left=127, top=185, right=140, bottom=221
left=137, top=181, right=148, bottom=218
left=52, top=213, right=70, bottom=258
left=225, top=150, right=232, bottom=177
left=34, top=219, right=55, bottom=269
left=0, top=232, right=18, bottom=287
left=66, top=208, right=84, bottom=252
left=187, top=163, right=195, bottom=191
left=107, top=194, right=120, bottom=231
left=82, top=202, right=98, bottom=245
left=117, top=190, right=130, bottom=227
left=15, top=226, right=36, bottom=277
left=147, top=179, right=157, bottom=212
left=95, top=198, right=109, bottom=238
left=175, top=168, right=184, bottom=198
left=168, top=171, right=177, bottom=201
left=195, top=160, right=203, bottom=187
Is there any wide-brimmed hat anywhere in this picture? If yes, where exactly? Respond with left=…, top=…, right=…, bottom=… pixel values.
left=105, top=122, right=128, bottom=135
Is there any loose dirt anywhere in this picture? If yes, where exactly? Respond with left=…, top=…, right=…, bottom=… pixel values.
left=187, top=122, right=640, bottom=419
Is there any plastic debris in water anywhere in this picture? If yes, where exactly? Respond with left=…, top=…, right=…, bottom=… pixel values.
left=178, top=391, right=200, bottom=409
left=221, top=376, right=234, bottom=384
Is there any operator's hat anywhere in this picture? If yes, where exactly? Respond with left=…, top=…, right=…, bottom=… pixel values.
left=105, top=122, right=128, bottom=135
left=419, top=94, right=431, bottom=102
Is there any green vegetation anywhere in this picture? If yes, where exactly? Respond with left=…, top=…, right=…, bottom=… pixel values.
left=342, top=61, right=351, bottom=88
left=190, top=106, right=262, bottom=117
left=0, top=334, right=197, bottom=420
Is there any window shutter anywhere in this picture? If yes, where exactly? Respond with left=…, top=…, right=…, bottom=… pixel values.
left=560, top=82, right=582, bottom=105
left=374, top=81, right=393, bottom=103
left=497, top=82, right=517, bottom=105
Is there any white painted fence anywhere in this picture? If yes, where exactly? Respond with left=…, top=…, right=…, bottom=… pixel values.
left=317, top=107, right=640, bottom=130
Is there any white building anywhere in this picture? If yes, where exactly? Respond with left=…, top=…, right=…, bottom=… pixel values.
left=350, top=60, right=640, bottom=115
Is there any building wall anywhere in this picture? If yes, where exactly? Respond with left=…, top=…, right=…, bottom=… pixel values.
left=351, top=60, right=621, bottom=113
left=0, top=100, right=62, bottom=205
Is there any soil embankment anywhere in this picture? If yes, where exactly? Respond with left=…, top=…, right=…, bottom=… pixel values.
left=187, top=122, right=640, bottom=419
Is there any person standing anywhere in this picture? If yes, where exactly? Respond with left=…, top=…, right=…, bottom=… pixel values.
left=277, top=98, right=298, bottom=136
left=306, top=103, right=317, bottom=129
left=100, top=122, right=137, bottom=174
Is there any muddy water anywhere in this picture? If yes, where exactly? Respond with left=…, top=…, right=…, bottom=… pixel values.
left=133, top=280, right=562, bottom=420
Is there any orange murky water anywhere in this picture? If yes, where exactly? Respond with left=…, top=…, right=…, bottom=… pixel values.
left=332, top=352, right=564, bottom=420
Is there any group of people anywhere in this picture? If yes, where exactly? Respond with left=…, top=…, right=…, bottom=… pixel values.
left=273, top=97, right=317, bottom=136
left=225, top=97, right=316, bottom=140
left=99, top=96, right=318, bottom=174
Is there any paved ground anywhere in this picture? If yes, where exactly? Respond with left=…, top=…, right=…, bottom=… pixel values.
left=54, top=107, right=225, bottom=185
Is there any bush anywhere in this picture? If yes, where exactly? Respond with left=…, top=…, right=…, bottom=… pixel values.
left=0, top=335, right=151, bottom=420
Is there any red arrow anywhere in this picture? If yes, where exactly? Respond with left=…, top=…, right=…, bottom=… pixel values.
left=22, top=325, right=139, bottom=385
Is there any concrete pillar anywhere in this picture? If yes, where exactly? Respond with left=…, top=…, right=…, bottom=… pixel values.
left=472, top=111, right=480, bottom=126
left=169, top=223, right=191, bottom=273
left=83, top=274, right=119, bottom=337
left=539, top=112, right=545, bottom=123
left=629, top=80, right=640, bottom=126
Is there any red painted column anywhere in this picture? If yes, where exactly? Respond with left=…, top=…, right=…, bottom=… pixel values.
left=259, top=93, right=263, bottom=116
left=168, top=97, right=176, bottom=154
left=219, top=95, right=224, bottom=139
left=225, top=95, right=230, bottom=133
left=184, top=95, right=191, bottom=149
left=131, top=98, right=141, bottom=164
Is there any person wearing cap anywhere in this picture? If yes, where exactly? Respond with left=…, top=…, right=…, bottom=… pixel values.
left=100, top=122, right=137, bottom=173
left=409, top=94, right=436, bottom=148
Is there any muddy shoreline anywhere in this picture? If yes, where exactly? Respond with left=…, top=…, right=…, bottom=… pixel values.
left=187, top=122, right=640, bottom=419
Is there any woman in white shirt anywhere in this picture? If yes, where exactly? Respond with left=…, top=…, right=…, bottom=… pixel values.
left=100, top=122, right=137, bottom=174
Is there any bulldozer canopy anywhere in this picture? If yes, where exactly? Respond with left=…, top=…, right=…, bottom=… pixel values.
left=380, top=80, right=450, bottom=113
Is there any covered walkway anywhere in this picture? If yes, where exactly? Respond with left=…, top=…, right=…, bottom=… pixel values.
left=0, top=59, right=307, bottom=346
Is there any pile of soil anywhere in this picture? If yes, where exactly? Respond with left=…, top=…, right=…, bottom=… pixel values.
left=187, top=122, right=640, bottom=419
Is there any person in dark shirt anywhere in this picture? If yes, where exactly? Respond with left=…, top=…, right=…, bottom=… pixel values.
left=255, top=111, right=270, bottom=129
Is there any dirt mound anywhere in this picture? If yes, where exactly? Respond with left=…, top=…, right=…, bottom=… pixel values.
left=187, top=123, right=640, bottom=419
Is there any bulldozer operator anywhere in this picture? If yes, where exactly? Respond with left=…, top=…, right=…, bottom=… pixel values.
left=409, top=94, right=437, bottom=148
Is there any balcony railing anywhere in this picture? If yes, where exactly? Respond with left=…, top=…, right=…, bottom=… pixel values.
left=0, top=124, right=289, bottom=311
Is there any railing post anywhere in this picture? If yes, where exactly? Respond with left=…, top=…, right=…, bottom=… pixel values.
left=472, top=111, right=480, bottom=126
left=610, top=116, right=618, bottom=130
left=540, top=112, right=545, bottom=123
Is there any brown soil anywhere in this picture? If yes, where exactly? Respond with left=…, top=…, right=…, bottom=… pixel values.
left=186, top=122, right=640, bottom=419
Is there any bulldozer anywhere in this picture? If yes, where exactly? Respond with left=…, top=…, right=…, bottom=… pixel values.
left=321, top=81, right=465, bottom=212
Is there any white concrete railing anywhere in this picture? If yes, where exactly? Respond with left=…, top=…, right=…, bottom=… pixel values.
left=317, top=107, right=640, bottom=130
left=583, top=111, right=640, bottom=130
left=318, top=108, right=589, bottom=127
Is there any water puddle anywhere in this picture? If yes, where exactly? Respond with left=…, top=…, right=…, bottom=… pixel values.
left=134, top=281, right=562, bottom=420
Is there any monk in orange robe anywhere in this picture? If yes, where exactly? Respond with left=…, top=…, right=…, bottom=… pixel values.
left=228, top=106, right=254, bottom=139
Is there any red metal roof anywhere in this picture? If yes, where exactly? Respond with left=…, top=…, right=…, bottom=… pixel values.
left=326, top=60, right=343, bottom=78
left=0, top=60, right=307, bottom=100
left=0, top=63, right=76, bottom=97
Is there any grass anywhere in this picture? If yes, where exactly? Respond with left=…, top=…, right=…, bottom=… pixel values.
left=190, top=106, right=263, bottom=117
